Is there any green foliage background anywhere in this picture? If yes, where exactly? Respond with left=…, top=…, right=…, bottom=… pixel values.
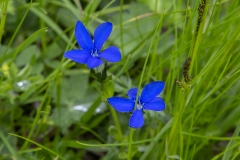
left=0, top=0, right=240, bottom=159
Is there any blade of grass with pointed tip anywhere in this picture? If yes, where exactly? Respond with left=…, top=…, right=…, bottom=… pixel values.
left=9, top=133, right=66, bottom=160
left=0, top=131, right=20, bottom=160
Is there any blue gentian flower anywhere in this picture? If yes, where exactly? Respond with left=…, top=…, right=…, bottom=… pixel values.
left=107, top=81, right=165, bottom=128
left=64, top=21, right=121, bottom=68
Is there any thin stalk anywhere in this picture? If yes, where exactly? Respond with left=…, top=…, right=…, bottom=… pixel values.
left=127, top=128, right=134, bottom=160
left=120, top=0, right=124, bottom=55
left=0, top=0, right=9, bottom=45
left=73, top=0, right=83, bottom=19
left=39, top=0, right=46, bottom=61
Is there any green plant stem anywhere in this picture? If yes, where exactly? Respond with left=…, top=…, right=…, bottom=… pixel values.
left=127, top=128, right=134, bottom=160
left=120, top=0, right=124, bottom=55
left=0, top=0, right=9, bottom=45
left=39, top=0, right=46, bottom=61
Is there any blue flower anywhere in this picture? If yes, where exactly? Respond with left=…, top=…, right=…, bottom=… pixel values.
left=107, top=81, right=165, bottom=128
left=64, top=21, right=121, bottom=68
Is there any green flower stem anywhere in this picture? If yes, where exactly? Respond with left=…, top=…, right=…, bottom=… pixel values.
left=127, top=128, right=134, bottom=160
left=0, top=0, right=9, bottom=45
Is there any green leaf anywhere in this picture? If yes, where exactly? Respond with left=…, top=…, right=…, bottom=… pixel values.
left=30, top=6, right=69, bottom=43
left=0, top=131, right=19, bottom=160
left=15, top=45, right=40, bottom=67
left=45, top=59, right=61, bottom=69
left=168, top=155, right=181, bottom=159
left=108, top=125, right=118, bottom=140
left=118, top=151, right=128, bottom=159
left=50, top=107, right=85, bottom=134
left=59, top=73, right=89, bottom=105
left=81, top=97, right=101, bottom=124
left=101, top=80, right=114, bottom=101
left=45, top=42, right=63, bottom=59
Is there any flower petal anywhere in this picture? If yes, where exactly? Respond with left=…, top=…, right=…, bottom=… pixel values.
left=140, top=81, right=165, bottom=103
left=129, top=109, right=144, bottom=128
left=127, top=87, right=138, bottom=101
left=143, top=97, right=165, bottom=111
left=75, top=21, right=94, bottom=50
left=64, top=50, right=91, bottom=64
left=107, top=97, right=134, bottom=112
left=99, top=46, right=121, bottom=62
left=86, top=56, right=103, bottom=68
left=94, top=22, right=112, bottom=50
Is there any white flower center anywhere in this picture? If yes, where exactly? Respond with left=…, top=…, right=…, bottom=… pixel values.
left=136, top=103, right=143, bottom=110
left=91, top=49, right=99, bottom=57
